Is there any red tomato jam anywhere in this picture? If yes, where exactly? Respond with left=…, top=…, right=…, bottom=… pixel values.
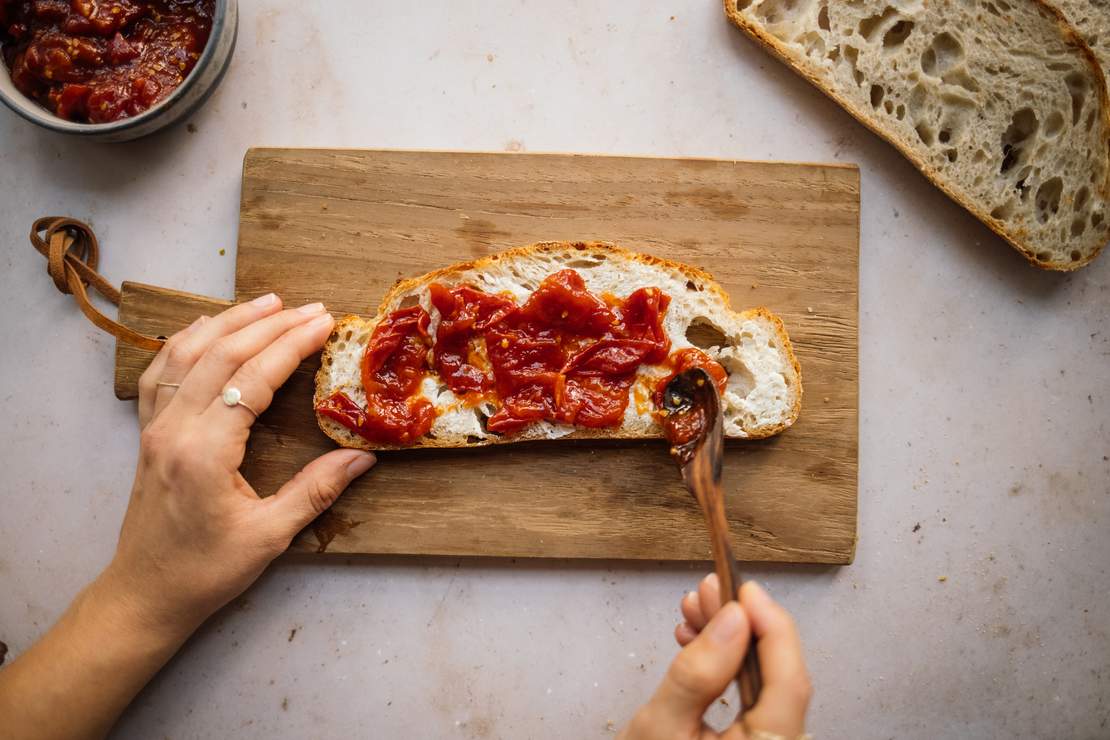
left=662, top=403, right=707, bottom=454
left=317, top=270, right=731, bottom=446
left=0, top=0, right=215, bottom=123
left=442, top=270, right=674, bottom=434
left=656, top=348, right=729, bottom=459
left=654, top=347, right=729, bottom=410
left=317, top=306, right=437, bottom=446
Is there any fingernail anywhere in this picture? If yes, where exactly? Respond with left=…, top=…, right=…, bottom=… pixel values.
left=704, top=572, right=719, bottom=589
left=307, top=313, right=334, bottom=331
left=182, top=316, right=204, bottom=334
left=707, top=602, right=744, bottom=644
left=251, top=292, right=278, bottom=307
left=297, top=302, right=326, bottom=315
left=346, top=453, right=376, bottom=478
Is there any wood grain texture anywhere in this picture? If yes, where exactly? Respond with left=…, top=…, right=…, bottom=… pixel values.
left=117, top=148, right=859, bottom=563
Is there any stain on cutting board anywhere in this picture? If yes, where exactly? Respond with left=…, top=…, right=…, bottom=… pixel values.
left=311, top=512, right=364, bottom=553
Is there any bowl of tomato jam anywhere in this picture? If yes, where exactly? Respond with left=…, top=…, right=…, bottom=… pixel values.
left=0, top=0, right=237, bottom=141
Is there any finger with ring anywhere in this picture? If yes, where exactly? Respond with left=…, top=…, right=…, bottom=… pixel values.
left=172, top=303, right=326, bottom=415
left=221, top=386, right=259, bottom=420
left=138, top=316, right=203, bottom=427
left=201, top=313, right=335, bottom=438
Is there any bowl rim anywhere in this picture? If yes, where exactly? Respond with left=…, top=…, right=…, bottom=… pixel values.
left=0, top=0, right=231, bottom=134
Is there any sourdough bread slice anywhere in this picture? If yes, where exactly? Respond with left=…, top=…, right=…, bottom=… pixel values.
left=1054, top=1, right=1110, bottom=81
left=315, top=242, right=802, bottom=451
left=724, top=0, right=1110, bottom=270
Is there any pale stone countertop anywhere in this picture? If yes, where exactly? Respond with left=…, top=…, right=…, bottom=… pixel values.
left=1, top=2, right=1107, bottom=738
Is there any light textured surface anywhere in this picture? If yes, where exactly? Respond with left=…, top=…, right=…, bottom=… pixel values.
left=0, top=2, right=1107, bottom=738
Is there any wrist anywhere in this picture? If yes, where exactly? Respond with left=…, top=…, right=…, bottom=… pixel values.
left=89, top=564, right=202, bottom=650
left=0, top=564, right=203, bottom=739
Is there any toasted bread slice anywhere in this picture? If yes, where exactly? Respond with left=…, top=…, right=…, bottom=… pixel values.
left=314, top=242, right=802, bottom=451
left=724, top=0, right=1110, bottom=270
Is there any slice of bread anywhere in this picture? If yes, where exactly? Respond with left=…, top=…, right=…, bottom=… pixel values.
left=1055, top=1, right=1110, bottom=80
left=724, top=0, right=1110, bottom=270
left=314, top=242, right=803, bottom=451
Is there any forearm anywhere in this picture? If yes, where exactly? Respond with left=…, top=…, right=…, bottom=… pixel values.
left=0, top=568, right=197, bottom=740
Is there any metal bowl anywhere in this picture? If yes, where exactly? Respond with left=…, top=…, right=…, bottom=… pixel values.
left=0, top=0, right=238, bottom=142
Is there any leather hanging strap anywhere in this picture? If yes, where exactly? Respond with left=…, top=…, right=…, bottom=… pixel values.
left=31, top=217, right=166, bottom=352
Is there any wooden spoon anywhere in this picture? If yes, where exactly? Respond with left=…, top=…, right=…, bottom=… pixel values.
left=661, top=367, right=762, bottom=712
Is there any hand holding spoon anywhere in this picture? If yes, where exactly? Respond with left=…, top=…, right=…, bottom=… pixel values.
left=661, top=367, right=762, bottom=712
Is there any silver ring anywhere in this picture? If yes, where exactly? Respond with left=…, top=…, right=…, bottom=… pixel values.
left=156, top=382, right=181, bottom=389
left=221, top=387, right=259, bottom=419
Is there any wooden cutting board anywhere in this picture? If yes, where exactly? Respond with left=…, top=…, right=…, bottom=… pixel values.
left=116, top=148, right=859, bottom=563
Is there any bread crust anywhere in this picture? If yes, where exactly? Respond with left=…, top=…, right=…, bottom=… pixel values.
left=723, top=0, right=1110, bottom=271
left=314, top=241, right=803, bottom=451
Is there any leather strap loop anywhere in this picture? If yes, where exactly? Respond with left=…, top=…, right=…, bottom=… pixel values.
left=31, top=217, right=166, bottom=352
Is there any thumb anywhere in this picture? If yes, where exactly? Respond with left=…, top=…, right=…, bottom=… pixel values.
left=736, top=582, right=811, bottom=738
left=265, top=449, right=376, bottom=537
left=648, top=600, right=751, bottom=734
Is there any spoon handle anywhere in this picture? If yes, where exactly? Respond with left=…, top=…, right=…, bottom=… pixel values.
left=703, top=484, right=763, bottom=712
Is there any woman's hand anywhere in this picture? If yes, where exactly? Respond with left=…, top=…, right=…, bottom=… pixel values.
left=0, top=295, right=377, bottom=740
left=619, top=574, right=811, bottom=740
left=112, top=294, right=376, bottom=636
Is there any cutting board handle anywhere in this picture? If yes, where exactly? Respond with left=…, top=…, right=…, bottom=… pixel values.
left=31, top=217, right=166, bottom=352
